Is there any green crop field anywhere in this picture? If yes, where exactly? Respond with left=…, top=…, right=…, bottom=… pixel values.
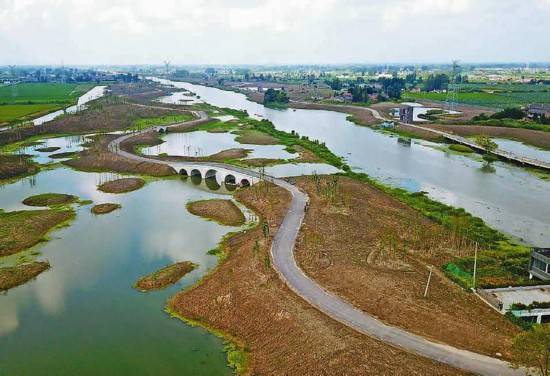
left=0, top=83, right=94, bottom=105
left=0, top=104, right=63, bottom=124
left=403, top=90, right=550, bottom=108
left=0, top=83, right=95, bottom=124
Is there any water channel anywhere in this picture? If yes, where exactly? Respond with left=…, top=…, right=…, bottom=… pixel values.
left=153, top=78, right=550, bottom=247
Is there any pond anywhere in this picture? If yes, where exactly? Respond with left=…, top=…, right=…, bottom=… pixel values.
left=0, top=167, right=251, bottom=375
left=156, top=78, right=550, bottom=247
left=141, top=130, right=296, bottom=160
left=15, top=135, right=89, bottom=164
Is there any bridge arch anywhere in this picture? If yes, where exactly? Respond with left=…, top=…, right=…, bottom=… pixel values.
left=190, top=169, right=202, bottom=177
left=240, top=178, right=251, bottom=187
left=205, top=169, right=217, bottom=179
left=224, top=174, right=236, bottom=185
left=179, top=168, right=188, bottom=176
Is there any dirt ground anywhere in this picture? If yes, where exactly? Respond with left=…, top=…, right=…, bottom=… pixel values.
left=91, top=203, right=121, bottom=215
left=426, top=124, right=550, bottom=150
left=169, top=182, right=471, bottom=375
left=294, top=176, right=518, bottom=359
left=187, top=199, right=245, bottom=226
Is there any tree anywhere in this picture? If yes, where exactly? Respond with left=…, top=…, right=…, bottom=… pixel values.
left=491, top=107, right=526, bottom=120
left=474, top=135, right=498, bottom=153
left=511, top=325, right=550, bottom=376
left=325, top=77, right=342, bottom=90
left=423, top=73, right=449, bottom=92
left=263, top=88, right=289, bottom=105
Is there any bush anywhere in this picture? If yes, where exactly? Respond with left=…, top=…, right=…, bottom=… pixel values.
left=449, top=144, right=474, bottom=153
left=491, top=107, right=525, bottom=120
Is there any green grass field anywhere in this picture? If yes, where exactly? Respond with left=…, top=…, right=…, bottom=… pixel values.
left=0, top=83, right=94, bottom=105
left=0, top=104, right=63, bottom=124
left=404, top=88, right=550, bottom=108
left=0, top=83, right=95, bottom=124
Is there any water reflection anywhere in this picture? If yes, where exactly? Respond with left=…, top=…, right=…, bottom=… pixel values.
left=0, top=167, right=247, bottom=375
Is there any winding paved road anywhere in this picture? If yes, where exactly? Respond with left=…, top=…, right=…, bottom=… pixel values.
left=108, top=108, right=524, bottom=376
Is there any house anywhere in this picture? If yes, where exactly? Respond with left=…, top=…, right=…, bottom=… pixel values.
left=399, top=105, right=414, bottom=124
left=527, top=104, right=550, bottom=118
left=478, top=285, right=550, bottom=324
left=529, top=248, right=550, bottom=280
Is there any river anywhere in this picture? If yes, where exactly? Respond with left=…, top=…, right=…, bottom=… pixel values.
left=153, top=78, right=550, bottom=247
left=32, top=85, right=107, bottom=126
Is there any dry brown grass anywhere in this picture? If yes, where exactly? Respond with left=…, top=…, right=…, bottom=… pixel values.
left=0, top=154, right=38, bottom=180
left=91, top=203, right=121, bottom=215
left=187, top=199, right=245, bottom=226
left=135, top=261, right=196, bottom=291
left=169, top=183, right=470, bottom=375
left=98, top=178, right=145, bottom=193
left=0, top=261, right=50, bottom=291
left=0, top=210, right=74, bottom=256
left=294, top=176, right=518, bottom=359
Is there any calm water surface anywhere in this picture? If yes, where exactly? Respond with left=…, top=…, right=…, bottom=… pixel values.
left=154, top=78, right=550, bottom=246
left=141, top=130, right=296, bottom=160
left=0, top=167, right=247, bottom=375
left=493, top=138, right=550, bottom=164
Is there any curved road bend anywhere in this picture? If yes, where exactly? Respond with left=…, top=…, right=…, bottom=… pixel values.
left=108, top=109, right=523, bottom=376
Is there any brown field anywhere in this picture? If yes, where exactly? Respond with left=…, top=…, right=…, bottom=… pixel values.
left=0, top=261, right=50, bottom=291
left=91, top=203, right=121, bottom=215
left=0, top=209, right=74, bottom=256
left=187, top=199, right=245, bottom=226
left=169, top=182, right=470, bottom=375
left=135, top=261, right=197, bottom=291
left=294, top=176, right=518, bottom=358
left=290, top=101, right=379, bottom=125
left=98, top=177, right=145, bottom=193
left=235, top=129, right=278, bottom=145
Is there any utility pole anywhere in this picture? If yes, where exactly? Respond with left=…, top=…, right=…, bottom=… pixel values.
left=424, top=265, right=433, bottom=298
left=472, top=242, right=478, bottom=289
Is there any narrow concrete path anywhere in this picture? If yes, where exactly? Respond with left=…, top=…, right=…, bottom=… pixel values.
left=108, top=108, right=524, bottom=376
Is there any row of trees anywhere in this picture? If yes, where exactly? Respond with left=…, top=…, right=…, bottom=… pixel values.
left=263, top=88, right=289, bottom=105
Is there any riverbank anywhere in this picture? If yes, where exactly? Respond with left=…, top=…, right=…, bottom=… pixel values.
left=168, top=181, right=469, bottom=375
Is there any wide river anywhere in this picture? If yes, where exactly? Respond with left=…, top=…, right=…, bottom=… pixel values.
left=154, top=78, right=550, bottom=247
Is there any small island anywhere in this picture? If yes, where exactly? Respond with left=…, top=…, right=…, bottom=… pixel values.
left=135, top=261, right=197, bottom=291
left=187, top=199, right=245, bottom=226
left=98, top=178, right=145, bottom=193
left=22, top=193, right=78, bottom=207
left=91, top=203, right=121, bottom=215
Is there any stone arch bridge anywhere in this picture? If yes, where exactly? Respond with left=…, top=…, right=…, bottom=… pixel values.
left=173, top=163, right=259, bottom=187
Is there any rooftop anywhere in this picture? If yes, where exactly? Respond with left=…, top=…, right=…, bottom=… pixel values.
left=482, top=285, right=550, bottom=311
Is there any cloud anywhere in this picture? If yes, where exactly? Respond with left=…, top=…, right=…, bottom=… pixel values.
left=0, top=0, right=549, bottom=64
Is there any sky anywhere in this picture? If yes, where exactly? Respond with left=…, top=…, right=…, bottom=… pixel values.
left=1, top=0, right=550, bottom=65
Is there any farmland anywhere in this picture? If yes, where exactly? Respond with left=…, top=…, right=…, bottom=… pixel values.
left=0, top=83, right=94, bottom=124
left=404, top=83, right=550, bottom=109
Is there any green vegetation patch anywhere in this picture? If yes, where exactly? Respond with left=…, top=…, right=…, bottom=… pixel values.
left=130, top=113, right=194, bottom=131
left=234, top=129, right=278, bottom=145
left=35, top=146, right=61, bottom=153
left=0, top=209, right=75, bottom=256
left=0, top=83, right=93, bottom=105
left=0, top=104, right=62, bottom=124
left=0, top=261, right=50, bottom=291
left=449, top=144, right=474, bottom=153
left=22, top=193, right=78, bottom=207
left=135, top=261, right=197, bottom=291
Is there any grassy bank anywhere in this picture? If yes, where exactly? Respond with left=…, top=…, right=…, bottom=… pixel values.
left=187, top=199, right=246, bottom=227
left=342, top=171, right=530, bottom=288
